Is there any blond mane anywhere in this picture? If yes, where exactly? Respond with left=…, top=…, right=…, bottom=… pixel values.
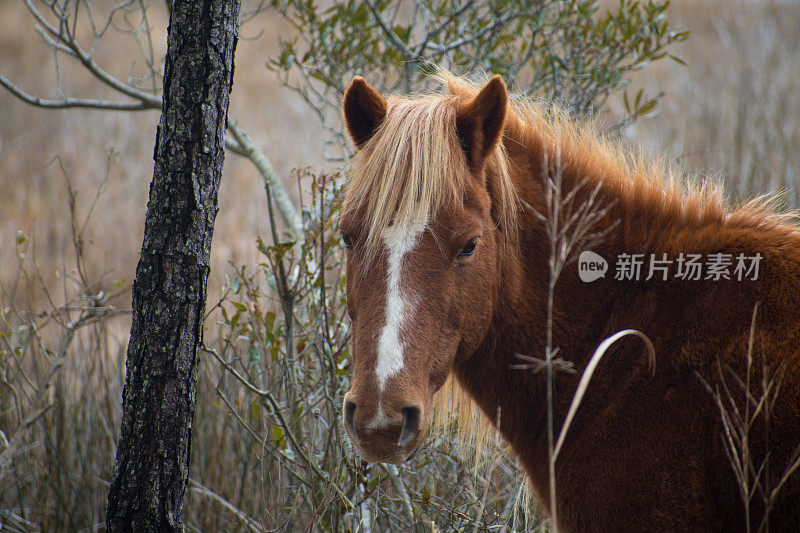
left=444, top=71, right=797, bottom=233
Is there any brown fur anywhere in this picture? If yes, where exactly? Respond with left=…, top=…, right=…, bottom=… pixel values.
left=340, top=73, right=800, bottom=531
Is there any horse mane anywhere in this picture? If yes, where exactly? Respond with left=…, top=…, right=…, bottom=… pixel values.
left=443, top=71, right=798, bottom=232
left=346, top=71, right=798, bottom=459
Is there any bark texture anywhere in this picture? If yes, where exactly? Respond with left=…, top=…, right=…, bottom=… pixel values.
left=105, top=1, right=240, bottom=530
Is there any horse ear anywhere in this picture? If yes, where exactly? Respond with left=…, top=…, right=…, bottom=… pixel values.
left=343, top=76, right=387, bottom=148
left=456, top=75, right=507, bottom=169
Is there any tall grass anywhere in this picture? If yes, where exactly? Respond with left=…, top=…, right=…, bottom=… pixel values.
left=617, top=0, right=800, bottom=206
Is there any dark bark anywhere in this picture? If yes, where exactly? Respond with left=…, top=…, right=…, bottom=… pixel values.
left=105, top=1, right=240, bottom=530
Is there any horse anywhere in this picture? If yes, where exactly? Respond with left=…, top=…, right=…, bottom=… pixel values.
left=338, top=72, right=800, bottom=531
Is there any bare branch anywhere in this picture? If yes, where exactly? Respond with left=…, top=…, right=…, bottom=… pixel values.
left=0, top=73, right=157, bottom=110
left=188, top=478, right=264, bottom=533
left=363, top=0, right=414, bottom=61
left=22, top=0, right=162, bottom=106
left=201, top=342, right=355, bottom=510
left=226, top=119, right=303, bottom=238
left=383, top=464, right=415, bottom=524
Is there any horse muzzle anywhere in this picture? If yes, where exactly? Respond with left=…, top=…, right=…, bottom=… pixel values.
left=343, top=394, right=424, bottom=463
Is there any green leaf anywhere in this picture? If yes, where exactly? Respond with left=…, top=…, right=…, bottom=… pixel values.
left=271, top=342, right=280, bottom=362
left=265, top=311, right=276, bottom=331
left=367, top=474, right=382, bottom=491
left=248, top=345, right=261, bottom=365
left=269, top=241, right=297, bottom=262
left=638, top=98, right=657, bottom=116
left=272, top=425, right=285, bottom=447
left=231, top=275, right=240, bottom=294
left=393, top=25, right=411, bottom=44
left=250, top=398, right=261, bottom=420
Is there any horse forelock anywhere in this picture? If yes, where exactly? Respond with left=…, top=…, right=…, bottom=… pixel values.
left=343, top=91, right=519, bottom=271
left=343, top=95, right=466, bottom=268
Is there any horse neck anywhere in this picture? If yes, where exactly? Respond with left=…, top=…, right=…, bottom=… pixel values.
left=453, top=143, right=658, bottom=479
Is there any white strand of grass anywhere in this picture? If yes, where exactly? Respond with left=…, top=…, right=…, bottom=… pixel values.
left=552, top=329, right=656, bottom=461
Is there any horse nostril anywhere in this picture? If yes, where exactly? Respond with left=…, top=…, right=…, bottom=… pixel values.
left=344, top=399, right=357, bottom=439
left=398, top=406, right=421, bottom=447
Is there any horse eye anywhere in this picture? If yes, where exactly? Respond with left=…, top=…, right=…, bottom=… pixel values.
left=341, top=233, right=354, bottom=249
left=458, top=239, right=477, bottom=257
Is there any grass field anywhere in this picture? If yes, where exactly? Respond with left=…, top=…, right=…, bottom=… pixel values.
left=0, top=0, right=798, bottom=530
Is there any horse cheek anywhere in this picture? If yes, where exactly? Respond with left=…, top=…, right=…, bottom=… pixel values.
left=455, top=257, right=496, bottom=360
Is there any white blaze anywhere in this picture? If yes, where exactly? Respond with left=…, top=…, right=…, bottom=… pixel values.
left=375, top=219, right=425, bottom=390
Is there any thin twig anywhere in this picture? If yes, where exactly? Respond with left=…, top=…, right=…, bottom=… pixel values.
left=201, top=343, right=355, bottom=510
left=0, top=73, right=156, bottom=110
left=188, top=478, right=264, bottom=533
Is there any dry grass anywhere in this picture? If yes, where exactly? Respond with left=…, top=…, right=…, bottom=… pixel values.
left=609, top=0, right=800, bottom=206
left=0, top=0, right=798, bottom=530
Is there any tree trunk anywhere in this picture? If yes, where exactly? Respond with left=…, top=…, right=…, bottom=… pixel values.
left=105, top=1, right=240, bottom=530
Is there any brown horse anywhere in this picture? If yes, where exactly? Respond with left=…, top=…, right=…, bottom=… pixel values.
left=338, top=73, right=800, bottom=531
